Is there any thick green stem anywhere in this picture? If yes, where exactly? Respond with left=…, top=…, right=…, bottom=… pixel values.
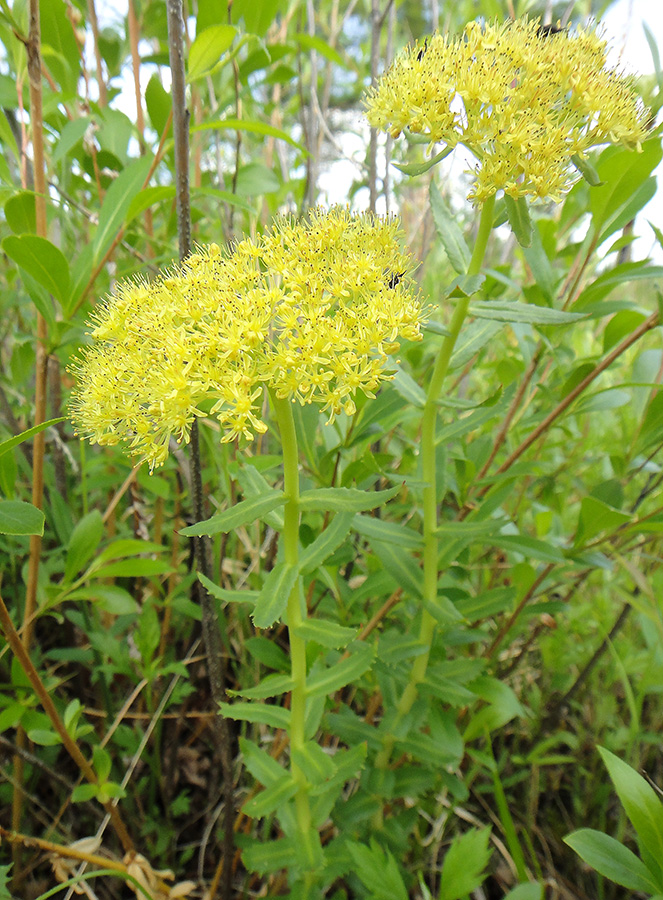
left=376, top=194, right=495, bottom=769
left=270, top=392, right=317, bottom=888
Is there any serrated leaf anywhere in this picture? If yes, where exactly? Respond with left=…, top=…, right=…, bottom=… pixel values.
left=219, top=701, right=290, bottom=729
left=299, top=512, right=354, bottom=574
left=291, top=742, right=336, bottom=785
left=242, top=838, right=298, bottom=875
left=229, top=673, right=293, bottom=699
left=353, top=514, right=423, bottom=550
left=243, top=772, right=298, bottom=817
left=187, top=25, right=237, bottom=81
left=347, top=839, right=409, bottom=900
left=430, top=181, right=471, bottom=274
left=239, top=736, right=286, bottom=787
left=294, top=619, right=358, bottom=649
left=307, top=643, right=374, bottom=698
left=504, top=194, right=533, bottom=247
left=371, top=541, right=422, bottom=599
left=299, top=483, right=401, bottom=512
left=179, top=490, right=285, bottom=536
left=503, top=885, right=544, bottom=900
left=251, top=562, right=299, bottom=629
left=439, top=828, right=492, bottom=900
left=198, top=572, right=258, bottom=606
left=0, top=501, right=45, bottom=536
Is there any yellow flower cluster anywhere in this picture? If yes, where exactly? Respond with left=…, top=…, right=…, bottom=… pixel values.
left=69, top=208, right=422, bottom=469
left=365, top=17, right=647, bottom=203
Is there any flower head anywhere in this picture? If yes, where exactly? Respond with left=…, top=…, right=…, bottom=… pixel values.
left=69, top=208, right=423, bottom=469
left=365, top=17, right=648, bottom=203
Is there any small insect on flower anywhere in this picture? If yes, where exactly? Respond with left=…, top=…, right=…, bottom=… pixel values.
left=536, top=23, right=565, bottom=37
left=416, top=39, right=428, bottom=61
left=386, top=271, right=405, bottom=289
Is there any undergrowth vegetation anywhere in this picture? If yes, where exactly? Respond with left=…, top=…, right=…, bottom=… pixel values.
left=0, top=1, right=663, bottom=899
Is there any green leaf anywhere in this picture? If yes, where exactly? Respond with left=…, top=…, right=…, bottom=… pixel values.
left=299, top=512, right=354, bottom=574
left=27, top=728, right=61, bottom=746
left=575, top=497, right=630, bottom=546
left=179, top=491, right=285, bottom=536
left=307, top=643, right=374, bottom=698
left=229, top=673, right=293, bottom=699
left=239, top=736, right=287, bottom=787
left=292, top=32, right=347, bottom=68
left=299, top=484, right=401, bottom=513
left=93, top=155, right=153, bottom=265
left=393, top=146, right=453, bottom=176
left=429, top=181, right=471, bottom=274
left=0, top=501, right=45, bottom=536
left=244, top=636, right=289, bottom=671
left=64, top=510, right=104, bottom=583
left=371, top=540, right=422, bottom=599
left=0, top=416, right=67, bottom=456
left=187, top=25, right=237, bottom=81
left=71, top=784, right=98, bottom=803
left=439, top=828, right=492, bottom=900
left=145, top=74, right=171, bottom=137
left=241, top=838, right=298, bottom=875
left=503, top=885, right=544, bottom=900
left=251, top=562, right=299, bottom=629
left=564, top=829, right=659, bottom=892
left=598, top=746, right=663, bottom=882
left=590, top=141, right=663, bottom=239
left=4, top=191, right=36, bottom=233
left=353, top=514, right=423, bottom=550
left=347, top=839, right=409, bottom=900
left=572, top=153, right=602, bottom=187
left=3, top=235, right=70, bottom=306
left=391, top=364, right=427, bottom=408
left=455, top=587, right=516, bottom=621
left=491, top=533, right=566, bottom=564
left=470, top=301, right=585, bottom=326
left=125, top=186, right=176, bottom=224
left=198, top=573, right=258, bottom=606
left=464, top=677, right=525, bottom=741
left=219, top=701, right=290, bottom=729
left=93, top=559, right=173, bottom=579
left=192, top=117, right=307, bottom=153
left=291, top=742, right=336, bottom=785
left=242, top=772, right=298, bottom=818
left=449, top=319, right=503, bottom=370
left=93, top=745, right=112, bottom=783
left=294, top=619, right=358, bottom=649
left=504, top=194, right=533, bottom=247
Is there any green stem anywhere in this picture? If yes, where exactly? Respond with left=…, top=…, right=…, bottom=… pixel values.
left=376, top=194, right=495, bottom=770
left=270, top=391, right=317, bottom=889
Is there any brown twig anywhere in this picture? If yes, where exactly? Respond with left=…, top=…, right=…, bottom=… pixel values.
left=0, top=592, right=135, bottom=855
left=165, top=3, right=235, bottom=898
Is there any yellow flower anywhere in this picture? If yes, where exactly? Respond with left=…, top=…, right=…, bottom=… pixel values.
left=69, top=208, right=423, bottom=469
left=365, top=17, right=648, bottom=202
